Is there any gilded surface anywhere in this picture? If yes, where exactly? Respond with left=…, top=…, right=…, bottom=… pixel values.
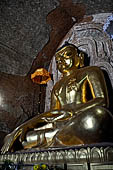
left=1, top=44, right=113, bottom=154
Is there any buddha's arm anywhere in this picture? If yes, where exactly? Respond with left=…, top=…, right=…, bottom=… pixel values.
left=1, top=89, right=72, bottom=153
left=85, top=67, right=109, bottom=107
left=15, top=89, right=71, bottom=130
left=50, top=89, right=61, bottom=110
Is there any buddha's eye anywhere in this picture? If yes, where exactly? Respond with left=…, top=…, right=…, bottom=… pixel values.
left=56, top=55, right=61, bottom=60
left=56, top=55, right=62, bottom=64
left=65, top=51, right=72, bottom=57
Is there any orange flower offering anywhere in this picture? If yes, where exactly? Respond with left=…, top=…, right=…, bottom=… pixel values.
left=31, top=68, right=51, bottom=84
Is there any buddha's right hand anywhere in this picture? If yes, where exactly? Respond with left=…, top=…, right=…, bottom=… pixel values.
left=1, top=112, right=54, bottom=154
left=1, top=125, right=28, bottom=154
left=1, top=110, right=72, bottom=153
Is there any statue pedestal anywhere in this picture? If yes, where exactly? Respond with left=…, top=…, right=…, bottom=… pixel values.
left=0, top=143, right=113, bottom=169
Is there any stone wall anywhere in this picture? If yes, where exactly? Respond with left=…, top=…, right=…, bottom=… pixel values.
left=0, top=0, right=113, bottom=75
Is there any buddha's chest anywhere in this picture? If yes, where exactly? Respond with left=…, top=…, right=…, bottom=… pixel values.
left=55, top=74, right=87, bottom=104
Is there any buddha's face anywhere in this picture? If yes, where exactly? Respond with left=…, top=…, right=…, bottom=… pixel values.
left=55, top=46, right=79, bottom=73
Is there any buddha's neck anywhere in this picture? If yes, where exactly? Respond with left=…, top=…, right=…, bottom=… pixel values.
left=63, top=67, right=78, bottom=76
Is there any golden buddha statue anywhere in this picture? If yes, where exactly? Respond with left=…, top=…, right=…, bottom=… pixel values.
left=1, top=43, right=113, bottom=153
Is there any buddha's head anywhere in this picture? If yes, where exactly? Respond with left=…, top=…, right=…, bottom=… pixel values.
left=55, top=43, right=84, bottom=74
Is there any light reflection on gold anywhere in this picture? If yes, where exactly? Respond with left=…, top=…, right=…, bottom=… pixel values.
left=83, top=116, right=95, bottom=129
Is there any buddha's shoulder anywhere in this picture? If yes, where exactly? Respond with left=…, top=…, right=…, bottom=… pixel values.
left=79, top=66, right=102, bottom=74
left=52, top=76, right=67, bottom=92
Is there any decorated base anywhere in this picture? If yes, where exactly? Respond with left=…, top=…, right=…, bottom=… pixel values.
left=0, top=143, right=113, bottom=169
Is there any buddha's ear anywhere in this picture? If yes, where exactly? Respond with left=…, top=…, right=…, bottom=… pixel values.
left=79, top=52, right=84, bottom=68
left=74, top=54, right=80, bottom=67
